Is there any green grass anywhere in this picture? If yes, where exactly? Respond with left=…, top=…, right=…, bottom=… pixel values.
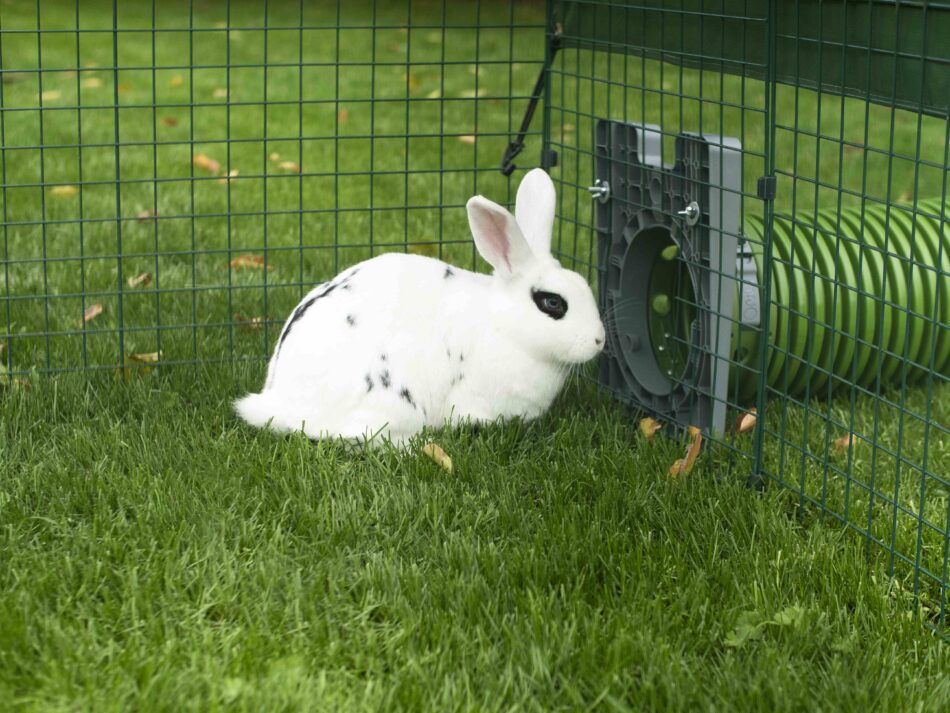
left=3, top=0, right=950, bottom=709
left=3, top=368, right=950, bottom=712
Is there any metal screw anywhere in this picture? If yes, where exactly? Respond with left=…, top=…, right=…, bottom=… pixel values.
left=677, top=200, right=700, bottom=226
left=587, top=179, right=610, bottom=204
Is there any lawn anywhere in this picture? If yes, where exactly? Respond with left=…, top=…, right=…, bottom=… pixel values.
left=3, top=368, right=950, bottom=712
left=2, top=0, right=950, bottom=710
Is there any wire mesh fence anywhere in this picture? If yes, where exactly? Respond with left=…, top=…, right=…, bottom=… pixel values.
left=548, top=0, right=949, bottom=632
left=0, top=0, right=545, bottom=375
left=2, top=0, right=949, bottom=632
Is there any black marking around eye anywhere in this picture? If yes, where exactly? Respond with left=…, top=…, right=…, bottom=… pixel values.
left=399, top=387, right=416, bottom=409
left=379, top=370, right=391, bottom=388
left=346, top=314, right=356, bottom=326
left=365, top=374, right=373, bottom=392
left=444, top=266, right=455, bottom=279
left=532, top=289, right=568, bottom=320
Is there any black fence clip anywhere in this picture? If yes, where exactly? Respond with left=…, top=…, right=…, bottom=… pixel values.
left=500, top=28, right=562, bottom=176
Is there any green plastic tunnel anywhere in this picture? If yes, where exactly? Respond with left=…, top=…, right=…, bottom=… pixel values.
left=648, top=199, right=950, bottom=404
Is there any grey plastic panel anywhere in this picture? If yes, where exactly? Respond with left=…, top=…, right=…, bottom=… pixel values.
left=594, top=120, right=744, bottom=437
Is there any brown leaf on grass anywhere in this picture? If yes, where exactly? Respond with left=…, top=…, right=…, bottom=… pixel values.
left=268, top=152, right=281, bottom=162
left=426, top=89, right=441, bottom=99
left=277, top=161, right=301, bottom=172
left=39, top=89, right=62, bottom=101
left=639, top=417, right=663, bottom=441
left=136, top=209, right=157, bottom=223
left=161, top=116, right=179, bottom=127
left=169, top=75, right=184, bottom=88
left=228, top=254, right=274, bottom=271
left=127, top=272, right=152, bottom=288
left=422, top=442, right=453, bottom=474
left=2, top=71, right=30, bottom=85
left=669, top=425, right=703, bottom=478
left=387, top=41, right=403, bottom=53
left=409, top=243, right=438, bottom=257
left=116, top=350, right=162, bottom=382
left=834, top=434, right=857, bottom=453
left=458, top=135, right=476, bottom=144
left=217, top=169, right=239, bottom=184
left=117, top=83, right=132, bottom=93
left=404, top=72, right=420, bottom=94
left=337, top=108, right=349, bottom=123
left=81, top=76, right=102, bottom=89
left=192, top=153, right=221, bottom=174
left=80, top=303, right=103, bottom=326
left=212, top=87, right=228, bottom=99
left=844, top=143, right=864, bottom=154
left=51, top=185, right=79, bottom=198
left=235, top=313, right=266, bottom=330
left=736, top=408, right=757, bottom=434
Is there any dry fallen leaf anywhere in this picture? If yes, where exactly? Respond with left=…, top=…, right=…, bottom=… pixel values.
left=51, top=185, right=79, bottom=198
left=192, top=153, right=221, bottom=174
left=127, top=272, right=152, bottom=288
left=116, top=350, right=163, bottom=382
left=39, top=89, right=62, bottom=101
left=458, top=135, right=476, bottom=144
left=169, top=75, right=184, bottom=88
left=217, top=169, right=239, bottom=184
left=235, top=313, right=266, bottom=330
left=136, top=209, right=157, bottom=223
left=80, top=303, right=103, bottom=326
left=426, top=89, right=441, bottom=99
left=228, top=254, right=273, bottom=271
left=404, top=72, right=420, bottom=93
left=268, top=152, right=281, bottom=162
left=669, top=425, right=703, bottom=478
left=834, top=434, right=856, bottom=453
left=409, top=242, right=438, bottom=257
left=161, top=116, right=179, bottom=127
left=81, top=76, right=102, bottom=89
left=736, top=408, right=757, bottom=434
left=337, top=108, right=349, bottom=123
left=639, top=417, right=663, bottom=441
left=213, top=87, right=228, bottom=98
left=117, top=83, right=131, bottom=93
left=277, top=161, right=301, bottom=172
left=422, top=442, right=453, bottom=474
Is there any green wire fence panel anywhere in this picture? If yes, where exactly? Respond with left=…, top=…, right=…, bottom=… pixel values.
left=0, top=0, right=544, bottom=375
left=3, top=0, right=950, bottom=635
left=550, top=0, right=949, bottom=632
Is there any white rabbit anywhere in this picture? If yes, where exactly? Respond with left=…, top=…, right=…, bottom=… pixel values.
left=234, top=168, right=605, bottom=446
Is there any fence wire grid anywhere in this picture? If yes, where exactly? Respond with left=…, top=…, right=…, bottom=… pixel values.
left=2, top=1, right=949, bottom=632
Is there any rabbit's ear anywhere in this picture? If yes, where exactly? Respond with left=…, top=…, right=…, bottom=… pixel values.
left=514, top=168, right=556, bottom=256
left=466, top=196, right=536, bottom=277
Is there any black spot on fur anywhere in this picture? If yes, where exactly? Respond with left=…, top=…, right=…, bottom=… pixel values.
left=446, top=347, right=452, bottom=359
left=365, top=374, right=373, bottom=392
left=444, top=266, right=455, bottom=279
left=399, top=387, right=416, bottom=409
left=342, top=283, right=352, bottom=291
left=346, top=314, right=356, bottom=326
left=379, top=370, right=391, bottom=388
left=450, top=373, right=465, bottom=387
left=459, top=352, right=464, bottom=362
left=380, top=354, right=387, bottom=362
left=277, top=281, right=338, bottom=351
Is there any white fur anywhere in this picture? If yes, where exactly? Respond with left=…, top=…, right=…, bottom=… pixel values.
left=234, top=168, right=605, bottom=446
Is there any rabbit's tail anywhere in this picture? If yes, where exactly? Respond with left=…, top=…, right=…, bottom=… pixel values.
left=234, top=391, right=285, bottom=430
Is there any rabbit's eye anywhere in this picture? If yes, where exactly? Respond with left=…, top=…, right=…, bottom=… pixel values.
left=532, top=290, right=568, bottom=320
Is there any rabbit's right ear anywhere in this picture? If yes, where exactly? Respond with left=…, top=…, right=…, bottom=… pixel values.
left=515, top=168, right=556, bottom=256
left=466, top=196, right=535, bottom=277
